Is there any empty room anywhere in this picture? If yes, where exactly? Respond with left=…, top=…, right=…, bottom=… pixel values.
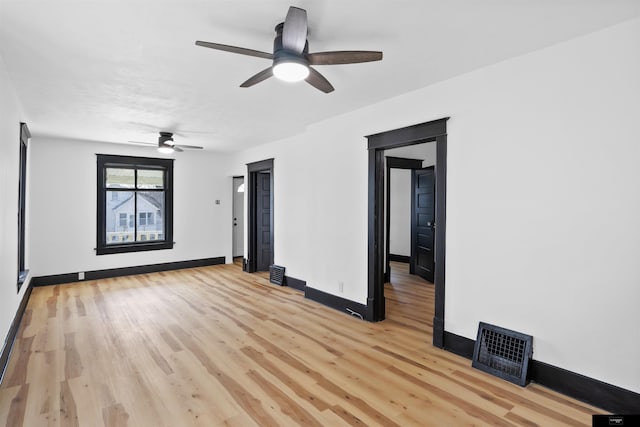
left=1, top=1, right=639, bottom=425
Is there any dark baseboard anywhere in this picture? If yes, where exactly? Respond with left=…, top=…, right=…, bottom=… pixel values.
left=442, top=331, right=640, bottom=413
left=1, top=279, right=33, bottom=384
left=529, top=360, right=640, bottom=414
left=32, top=272, right=77, bottom=287
left=32, top=256, right=226, bottom=286
left=433, top=316, right=445, bottom=348
left=389, top=254, right=410, bottom=263
left=285, top=275, right=306, bottom=291
left=305, top=287, right=367, bottom=320
left=443, top=330, right=474, bottom=358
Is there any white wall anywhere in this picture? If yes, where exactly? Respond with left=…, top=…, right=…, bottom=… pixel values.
left=228, top=128, right=369, bottom=304
left=389, top=169, right=411, bottom=257
left=229, top=18, right=640, bottom=393
left=0, top=53, right=29, bottom=349
left=28, top=137, right=233, bottom=276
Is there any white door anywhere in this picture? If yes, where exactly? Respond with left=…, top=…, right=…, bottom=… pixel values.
left=232, top=177, right=245, bottom=258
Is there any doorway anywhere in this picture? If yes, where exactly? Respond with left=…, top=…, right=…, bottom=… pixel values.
left=384, top=153, right=435, bottom=283
left=246, top=159, right=274, bottom=273
left=232, top=177, right=245, bottom=260
left=366, top=118, right=448, bottom=348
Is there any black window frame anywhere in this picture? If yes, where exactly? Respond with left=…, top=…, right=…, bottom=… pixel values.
left=96, top=154, right=174, bottom=255
left=17, top=123, right=30, bottom=291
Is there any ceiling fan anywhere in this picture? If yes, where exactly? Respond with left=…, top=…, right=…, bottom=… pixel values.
left=128, top=132, right=204, bottom=153
left=195, top=6, right=383, bottom=93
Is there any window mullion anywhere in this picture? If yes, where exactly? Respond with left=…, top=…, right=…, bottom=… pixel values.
left=134, top=169, right=138, bottom=242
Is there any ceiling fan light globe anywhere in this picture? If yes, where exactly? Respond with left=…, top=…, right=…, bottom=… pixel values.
left=273, top=61, right=309, bottom=82
left=157, top=145, right=174, bottom=154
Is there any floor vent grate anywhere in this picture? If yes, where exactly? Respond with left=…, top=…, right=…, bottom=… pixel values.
left=269, top=265, right=285, bottom=286
left=472, top=322, right=533, bottom=386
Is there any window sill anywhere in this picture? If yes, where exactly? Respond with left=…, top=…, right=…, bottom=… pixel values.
left=18, top=270, right=28, bottom=284
left=96, top=241, right=174, bottom=255
left=17, top=269, right=29, bottom=292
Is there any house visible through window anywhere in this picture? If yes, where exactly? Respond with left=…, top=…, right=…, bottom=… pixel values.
left=96, top=154, right=173, bottom=255
left=139, top=212, right=154, bottom=226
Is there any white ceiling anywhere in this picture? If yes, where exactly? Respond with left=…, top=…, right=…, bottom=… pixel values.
left=1, top=0, right=639, bottom=152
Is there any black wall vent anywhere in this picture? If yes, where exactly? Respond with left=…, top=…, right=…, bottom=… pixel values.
left=472, top=322, right=533, bottom=386
left=269, top=265, right=285, bottom=286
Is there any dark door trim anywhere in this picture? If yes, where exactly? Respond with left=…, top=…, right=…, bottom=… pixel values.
left=366, top=118, right=448, bottom=348
left=385, top=156, right=423, bottom=282
left=247, top=158, right=274, bottom=273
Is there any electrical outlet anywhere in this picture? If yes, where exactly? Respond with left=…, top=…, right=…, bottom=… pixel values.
left=338, top=281, right=344, bottom=293
left=78, top=272, right=85, bottom=280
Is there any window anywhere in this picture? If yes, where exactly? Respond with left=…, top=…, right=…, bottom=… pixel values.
left=96, top=155, right=173, bottom=255
left=17, top=123, right=30, bottom=291
left=139, top=212, right=154, bottom=226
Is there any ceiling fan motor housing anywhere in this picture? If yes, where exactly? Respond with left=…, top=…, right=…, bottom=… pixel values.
left=273, top=22, right=309, bottom=65
left=159, top=132, right=174, bottom=145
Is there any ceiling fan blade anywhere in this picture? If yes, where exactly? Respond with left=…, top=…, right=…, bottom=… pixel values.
left=308, top=51, right=383, bottom=65
left=240, top=67, right=273, bottom=88
left=282, top=7, right=307, bottom=54
left=305, top=67, right=334, bottom=93
left=171, top=146, right=184, bottom=152
left=126, top=141, right=156, bottom=146
left=173, top=144, right=203, bottom=150
left=195, top=41, right=273, bottom=60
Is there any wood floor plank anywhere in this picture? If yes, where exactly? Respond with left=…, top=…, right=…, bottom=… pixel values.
left=4, top=384, right=28, bottom=427
left=0, top=261, right=604, bottom=426
left=59, top=380, right=79, bottom=427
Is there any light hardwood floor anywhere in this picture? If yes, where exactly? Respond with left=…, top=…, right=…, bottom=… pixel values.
left=0, top=261, right=603, bottom=426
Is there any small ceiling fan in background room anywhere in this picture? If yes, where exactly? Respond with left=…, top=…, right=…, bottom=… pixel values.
left=195, top=6, right=383, bottom=93
left=127, top=132, right=204, bottom=153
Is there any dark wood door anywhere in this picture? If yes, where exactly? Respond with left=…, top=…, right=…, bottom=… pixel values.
left=256, top=171, right=272, bottom=271
left=411, top=167, right=435, bottom=282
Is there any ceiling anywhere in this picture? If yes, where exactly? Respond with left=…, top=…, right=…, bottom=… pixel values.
left=1, top=0, right=639, bottom=152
